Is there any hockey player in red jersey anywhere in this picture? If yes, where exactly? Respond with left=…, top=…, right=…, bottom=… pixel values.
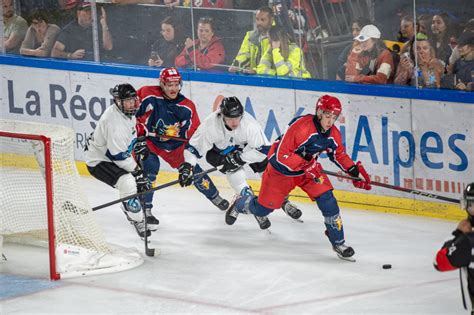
left=136, top=68, right=228, bottom=228
left=434, top=183, right=474, bottom=310
left=225, top=94, right=372, bottom=261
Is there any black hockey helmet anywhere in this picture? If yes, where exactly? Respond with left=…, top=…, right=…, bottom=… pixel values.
left=462, top=183, right=474, bottom=215
left=220, top=96, right=244, bottom=118
left=110, top=83, right=139, bottom=117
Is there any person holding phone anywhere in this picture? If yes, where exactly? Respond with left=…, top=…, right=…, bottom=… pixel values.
left=148, top=16, right=185, bottom=68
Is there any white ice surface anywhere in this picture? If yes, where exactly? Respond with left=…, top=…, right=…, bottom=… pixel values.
left=0, top=176, right=466, bottom=314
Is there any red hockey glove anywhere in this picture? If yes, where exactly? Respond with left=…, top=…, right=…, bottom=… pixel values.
left=302, top=160, right=323, bottom=182
left=347, top=161, right=371, bottom=190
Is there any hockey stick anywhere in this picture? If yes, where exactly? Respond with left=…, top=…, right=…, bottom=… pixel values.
left=137, top=158, right=155, bottom=257
left=92, top=167, right=218, bottom=211
left=322, top=169, right=460, bottom=204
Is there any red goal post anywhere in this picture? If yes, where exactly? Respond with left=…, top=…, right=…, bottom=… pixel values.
left=0, top=119, right=143, bottom=280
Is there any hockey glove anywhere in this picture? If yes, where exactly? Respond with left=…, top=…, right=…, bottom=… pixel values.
left=134, top=136, right=149, bottom=161
left=220, top=151, right=245, bottom=174
left=132, top=168, right=152, bottom=193
left=302, top=160, right=323, bottom=182
left=178, top=162, right=194, bottom=187
left=347, top=161, right=371, bottom=190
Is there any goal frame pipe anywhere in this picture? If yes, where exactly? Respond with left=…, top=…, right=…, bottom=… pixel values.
left=0, top=131, right=60, bottom=280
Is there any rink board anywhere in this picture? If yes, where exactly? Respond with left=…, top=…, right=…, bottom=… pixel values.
left=1, top=56, right=472, bottom=221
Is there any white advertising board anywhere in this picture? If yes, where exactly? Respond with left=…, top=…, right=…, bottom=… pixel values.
left=1, top=64, right=472, bottom=200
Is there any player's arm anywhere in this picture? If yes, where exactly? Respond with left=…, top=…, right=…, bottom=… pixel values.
left=135, top=89, right=153, bottom=136
left=240, top=123, right=269, bottom=164
left=184, top=121, right=214, bottom=166
left=105, top=124, right=137, bottom=173
left=275, top=121, right=313, bottom=171
left=180, top=100, right=201, bottom=140
left=435, top=227, right=474, bottom=272
left=329, top=127, right=371, bottom=190
left=330, top=127, right=354, bottom=171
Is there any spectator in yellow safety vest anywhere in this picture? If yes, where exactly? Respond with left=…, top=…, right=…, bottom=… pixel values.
left=228, top=6, right=273, bottom=74
left=256, top=25, right=311, bottom=78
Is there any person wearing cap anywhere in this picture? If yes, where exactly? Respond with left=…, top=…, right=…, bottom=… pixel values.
left=336, top=17, right=372, bottom=80
left=3, top=0, right=28, bottom=54
left=345, top=24, right=395, bottom=84
left=451, top=31, right=474, bottom=91
left=51, top=1, right=113, bottom=61
left=448, top=19, right=474, bottom=67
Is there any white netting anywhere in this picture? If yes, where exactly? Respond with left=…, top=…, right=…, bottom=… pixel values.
left=0, top=119, right=143, bottom=278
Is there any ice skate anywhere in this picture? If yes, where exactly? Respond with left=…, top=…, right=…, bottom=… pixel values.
left=122, top=206, right=151, bottom=238
left=254, top=215, right=271, bottom=230
left=132, top=219, right=151, bottom=239
left=332, top=243, right=356, bottom=262
left=211, top=194, right=230, bottom=211
left=145, top=208, right=159, bottom=231
left=282, top=199, right=303, bottom=221
left=225, top=199, right=240, bottom=225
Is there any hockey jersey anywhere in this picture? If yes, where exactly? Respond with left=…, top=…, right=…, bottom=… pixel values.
left=84, top=104, right=137, bottom=172
left=269, top=114, right=354, bottom=176
left=184, top=111, right=269, bottom=166
left=136, top=85, right=200, bottom=152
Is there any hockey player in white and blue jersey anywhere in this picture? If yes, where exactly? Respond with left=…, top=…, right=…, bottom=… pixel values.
left=85, top=83, right=152, bottom=238
left=178, top=96, right=302, bottom=229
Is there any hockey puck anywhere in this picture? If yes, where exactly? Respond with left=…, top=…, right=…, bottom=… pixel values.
left=382, top=264, right=392, bottom=269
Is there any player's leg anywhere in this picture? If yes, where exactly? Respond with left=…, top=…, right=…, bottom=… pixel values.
left=226, top=168, right=249, bottom=194
left=193, top=163, right=229, bottom=210
left=226, top=188, right=273, bottom=229
left=226, top=165, right=293, bottom=228
left=87, top=162, right=150, bottom=237
left=141, top=153, right=161, bottom=229
left=301, top=177, right=355, bottom=260
left=170, top=146, right=229, bottom=211
left=249, top=159, right=302, bottom=220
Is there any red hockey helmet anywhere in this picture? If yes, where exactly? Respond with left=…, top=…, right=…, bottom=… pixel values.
left=316, top=95, right=342, bottom=116
left=159, top=67, right=182, bottom=85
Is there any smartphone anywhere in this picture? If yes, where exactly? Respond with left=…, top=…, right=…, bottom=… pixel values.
left=150, top=51, right=160, bottom=61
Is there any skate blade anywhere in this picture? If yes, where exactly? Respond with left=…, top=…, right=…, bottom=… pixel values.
left=336, top=254, right=356, bottom=262
left=294, top=218, right=304, bottom=223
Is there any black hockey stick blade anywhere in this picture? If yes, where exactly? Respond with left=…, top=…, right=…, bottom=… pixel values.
left=142, top=197, right=155, bottom=257
left=322, top=169, right=460, bottom=204
left=138, top=158, right=155, bottom=257
left=92, top=167, right=218, bottom=211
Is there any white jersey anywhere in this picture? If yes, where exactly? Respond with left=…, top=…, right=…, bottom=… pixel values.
left=85, top=105, right=137, bottom=172
left=184, top=111, right=269, bottom=166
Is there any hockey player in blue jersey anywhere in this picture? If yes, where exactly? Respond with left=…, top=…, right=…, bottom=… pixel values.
left=136, top=68, right=229, bottom=227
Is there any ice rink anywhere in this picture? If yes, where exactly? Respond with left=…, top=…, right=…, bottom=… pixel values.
left=0, top=175, right=467, bottom=314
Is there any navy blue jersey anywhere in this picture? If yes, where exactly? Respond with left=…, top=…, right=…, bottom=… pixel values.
left=136, top=85, right=200, bottom=152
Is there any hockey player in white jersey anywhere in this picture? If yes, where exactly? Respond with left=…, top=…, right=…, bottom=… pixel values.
left=178, top=96, right=302, bottom=229
left=85, top=83, right=152, bottom=238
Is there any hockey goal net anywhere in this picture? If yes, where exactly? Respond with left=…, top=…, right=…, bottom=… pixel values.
left=0, top=119, right=143, bottom=280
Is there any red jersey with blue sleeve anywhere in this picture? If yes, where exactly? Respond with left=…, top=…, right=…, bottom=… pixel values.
left=268, top=114, right=354, bottom=176
left=136, top=85, right=200, bottom=152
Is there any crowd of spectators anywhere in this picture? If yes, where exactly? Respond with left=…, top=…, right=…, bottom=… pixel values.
left=2, top=0, right=473, bottom=91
